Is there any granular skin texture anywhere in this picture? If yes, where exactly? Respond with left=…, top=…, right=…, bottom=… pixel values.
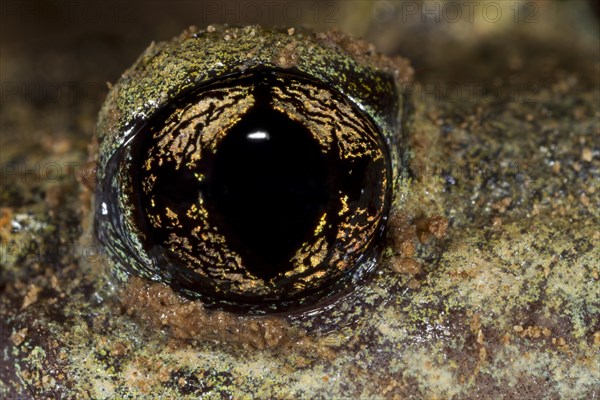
left=314, top=29, right=415, bottom=84
left=1, top=3, right=599, bottom=399
left=120, top=276, right=334, bottom=358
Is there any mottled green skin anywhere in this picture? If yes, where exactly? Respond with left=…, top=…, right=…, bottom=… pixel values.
left=1, top=3, right=599, bottom=399
left=95, top=25, right=408, bottom=294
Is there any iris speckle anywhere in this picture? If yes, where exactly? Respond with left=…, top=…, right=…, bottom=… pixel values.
left=94, top=26, right=409, bottom=312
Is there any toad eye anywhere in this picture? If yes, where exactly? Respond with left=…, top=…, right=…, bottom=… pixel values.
left=131, top=71, right=390, bottom=309
left=95, top=26, right=406, bottom=313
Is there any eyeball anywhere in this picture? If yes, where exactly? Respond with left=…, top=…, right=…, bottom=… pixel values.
left=94, top=26, right=410, bottom=312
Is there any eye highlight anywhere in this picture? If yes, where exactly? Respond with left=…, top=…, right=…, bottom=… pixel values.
left=95, top=26, right=408, bottom=313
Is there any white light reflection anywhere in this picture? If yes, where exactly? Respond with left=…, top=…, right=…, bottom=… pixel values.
left=247, top=130, right=270, bottom=140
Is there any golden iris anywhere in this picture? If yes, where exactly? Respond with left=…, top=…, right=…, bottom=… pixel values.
left=94, top=26, right=406, bottom=313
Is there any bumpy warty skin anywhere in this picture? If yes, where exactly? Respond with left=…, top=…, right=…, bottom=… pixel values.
left=1, top=2, right=598, bottom=398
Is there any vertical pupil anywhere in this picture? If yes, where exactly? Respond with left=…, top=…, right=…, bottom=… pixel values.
left=206, top=107, right=329, bottom=280
left=133, top=70, right=389, bottom=306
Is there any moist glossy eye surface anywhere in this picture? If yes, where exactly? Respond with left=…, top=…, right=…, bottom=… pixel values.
left=118, top=70, right=391, bottom=311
